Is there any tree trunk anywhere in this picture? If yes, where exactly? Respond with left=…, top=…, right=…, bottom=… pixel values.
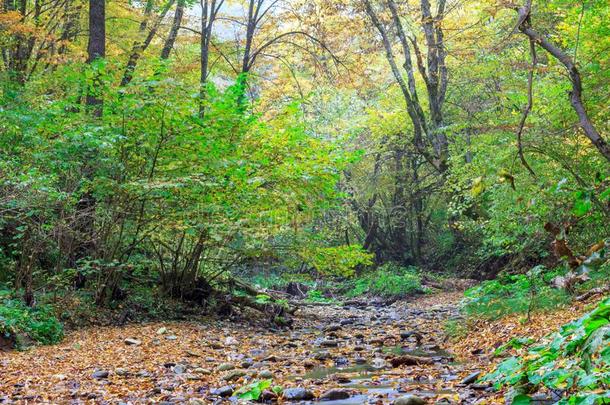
left=86, top=0, right=105, bottom=117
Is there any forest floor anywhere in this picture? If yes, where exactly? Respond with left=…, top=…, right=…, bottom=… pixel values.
left=0, top=291, right=597, bottom=404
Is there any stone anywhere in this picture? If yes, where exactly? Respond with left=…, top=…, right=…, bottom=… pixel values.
left=124, top=338, right=142, bottom=346
left=283, top=388, right=314, bottom=401
left=193, top=368, right=211, bottom=375
left=115, top=368, right=128, bottom=376
left=165, top=335, right=177, bottom=341
left=320, top=339, right=338, bottom=347
left=461, top=371, right=481, bottom=385
left=320, top=389, right=350, bottom=401
left=224, top=336, right=238, bottom=346
left=314, top=351, right=331, bottom=361
left=213, top=386, right=233, bottom=397
left=173, top=364, right=187, bottom=374
left=156, top=327, right=167, bottom=335
left=393, top=395, right=426, bottom=405
left=217, top=363, right=235, bottom=372
left=92, top=370, right=109, bottom=379
left=323, top=324, right=342, bottom=332
left=222, top=370, right=246, bottom=381
left=258, top=370, right=273, bottom=379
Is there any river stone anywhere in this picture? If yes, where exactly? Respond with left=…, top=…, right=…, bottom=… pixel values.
left=92, top=370, right=109, bottom=379
left=217, top=363, right=235, bottom=372
left=124, top=338, right=142, bottom=346
left=320, top=389, right=350, bottom=401
left=321, top=339, right=338, bottom=347
left=213, top=386, right=234, bottom=397
left=259, top=369, right=273, bottom=379
left=461, top=371, right=481, bottom=385
left=393, top=395, right=426, bottom=405
left=283, top=388, right=314, bottom=401
left=173, top=364, right=187, bottom=374
left=222, top=370, right=246, bottom=381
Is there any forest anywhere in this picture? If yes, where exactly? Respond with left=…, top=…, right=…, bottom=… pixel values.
left=0, top=0, right=609, bottom=403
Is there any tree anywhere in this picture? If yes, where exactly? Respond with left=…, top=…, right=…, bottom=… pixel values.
left=86, top=0, right=105, bottom=116
left=513, top=0, right=610, bottom=162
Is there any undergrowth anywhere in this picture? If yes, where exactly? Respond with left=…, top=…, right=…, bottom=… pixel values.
left=344, top=263, right=426, bottom=298
left=0, top=289, right=64, bottom=348
left=462, top=266, right=571, bottom=320
left=484, top=298, right=610, bottom=404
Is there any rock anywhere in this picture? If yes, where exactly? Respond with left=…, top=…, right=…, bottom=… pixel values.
left=461, top=371, right=481, bottom=385
left=156, top=327, right=167, bottom=335
left=314, top=351, right=331, bottom=361
left=320, top=389, right=350, bottom=401
left=261, top=390, right=278, bottom=401
left=283, top=388, right=314, bottom=401
left=92, top=370, right=109, bottom=379
left=193, top=368, right=211, bottom=375
left=173, top=364, right=187, bottom=374
left=222, top=370, right=246, bottom=381
left=240, top=360, right=253, bottom=369
left=136, top=370, right=151, bottom=377
left=335, top=357, right=349, bottom=366
left=165, top=335, right=177, bottom=341
left=321, top=339, right=338, bottom=347
left=323, top=324, right=342, bottom=333
left=224, top=336, right=238, bottom=346
left=217, top=363, right=235, bottom=372
left=393, top=395, right=426, bottom=405
left=124, top=338, right=142, bottom=346
left=115, top=368, right=128, bottom=376
left=259, top=370, right=273, bottom=379
left=213, top=386, right=234, bottom=397
left=400, top=331, right=423, bottom=343
left=354, top=357, right=367, bottom=364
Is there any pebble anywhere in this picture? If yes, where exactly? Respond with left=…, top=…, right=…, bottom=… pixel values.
left=91, top=370, right=109, bottom=379
left=320, top=389, right=350, bottom=401
left=393, top=395, right=426, bottom=405
left=283, top=387, right=314, bottom=401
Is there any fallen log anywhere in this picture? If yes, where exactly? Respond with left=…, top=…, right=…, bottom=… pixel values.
left=576, top=285, right=610, bottom=301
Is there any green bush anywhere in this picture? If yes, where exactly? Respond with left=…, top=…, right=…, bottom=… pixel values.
left=484, top=298, right=610, bottom=404
left=0, top=291, right=64, bottom=347
left=462, top=266, right=571, bottom=320
left=346, top=263, right=425, bottom=298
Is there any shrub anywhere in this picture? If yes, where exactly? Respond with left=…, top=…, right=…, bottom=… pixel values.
left=462, top=266, right=571, bottom=320
left=0, top=291, right=64, bottom=348
left=484, top=298, right=610, bottom=404
left=346, top=263, right=425, bottom=298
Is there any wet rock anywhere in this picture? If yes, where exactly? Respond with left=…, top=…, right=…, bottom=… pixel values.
left=320, top=389, right=350, bottom=401
left=393, top=395, right=426, bottom=405
left=91, top=370, right=109, bottom=379
left=212, top=386, right=233, bottom=397
left=335, top=357, right=349, bottom=366
left=283, top=388, right=314, bottom=401
left=241, top=360, right=253, bottom=369
left=461, top=371, right=481, bottom=385
left=354, top=357, right=367, bottom=364
left=222, top=370, right=246, bottom=381
left=217, top=363, right=235, bottom=372
left=124, top=338, right=142, bottom=346
left=258, top=370, right=273, bottom=379
left=340, top=319, right=354, bottom=326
